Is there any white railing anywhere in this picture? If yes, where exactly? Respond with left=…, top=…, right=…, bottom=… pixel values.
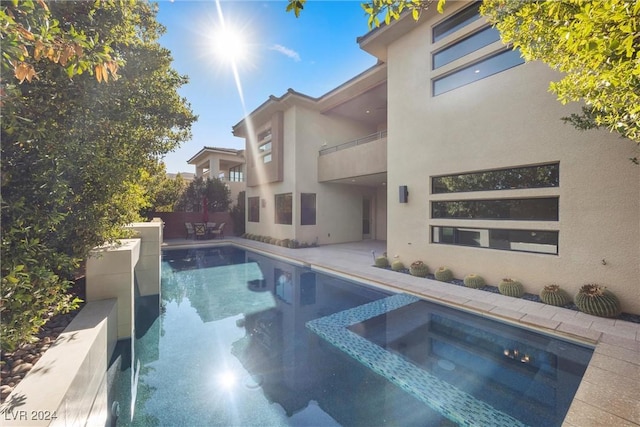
left=319, top=130, right=387, bottom=156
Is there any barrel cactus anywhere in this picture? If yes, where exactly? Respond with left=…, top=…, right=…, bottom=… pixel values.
left=409, top=261, right=429, bottom=277
left=391, top=259, right=405, bottom=272
left=540, top=284, right=569, bottom=306
left=434, top=267, right=453, bottom=282
left=498, top=278, right=524, bottom=298
left=574, top=284, right=621, bottom=318
left=374, top=255, right=389, bottom=268
left=463, top=274, right=486, bottom=289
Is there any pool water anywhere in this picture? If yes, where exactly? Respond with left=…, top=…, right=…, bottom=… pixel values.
left=111, top=246, right=593, bottom=426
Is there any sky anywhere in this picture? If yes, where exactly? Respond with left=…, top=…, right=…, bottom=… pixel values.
left=155, top=0, right=379, bottom=173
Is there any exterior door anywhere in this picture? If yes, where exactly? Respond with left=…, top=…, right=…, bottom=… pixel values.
left=362, top=197, right=372, bottom=239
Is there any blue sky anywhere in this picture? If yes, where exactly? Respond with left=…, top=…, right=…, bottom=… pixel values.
left=155, top=0, right=378, bottom=173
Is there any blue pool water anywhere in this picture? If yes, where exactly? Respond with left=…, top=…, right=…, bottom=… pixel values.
left=111, top=246, right=593, bottom=426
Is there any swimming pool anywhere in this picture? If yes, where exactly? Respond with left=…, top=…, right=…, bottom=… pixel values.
left=112, top=245, right=593, bottom=426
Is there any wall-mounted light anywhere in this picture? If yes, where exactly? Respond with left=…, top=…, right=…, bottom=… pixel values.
left=399, top=185, right=409, bottom=203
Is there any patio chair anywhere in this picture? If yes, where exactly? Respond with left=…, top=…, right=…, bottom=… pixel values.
left=206, top=222, right=217, bottom=237
left=185, top=222, right=195, bottom=239
left=194, top=223, right=207, bottom=240
left=210, top=222, right=225, bottom=239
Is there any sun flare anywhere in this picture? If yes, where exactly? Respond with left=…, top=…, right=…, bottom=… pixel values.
left=210, top=24, right=249, bottom=65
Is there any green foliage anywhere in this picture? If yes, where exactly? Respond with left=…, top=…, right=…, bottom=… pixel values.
left=463, top=274, right=486, bottom=289
left=144, top=164, right=187, bottom=214
left=498, top=278, right=524, bottom=298
left=481, top=0, right=640, bottom=145
left=539, top=284, right=570, bottom=307
left=409, top=260, right=429, bottom=277
left=1, top=1, right=195, bottom=350
left=434, top=266, right=453, bottom=282
left=176, top=177, right=231, bottom=213
left=574, top=284, right=621, bottom=318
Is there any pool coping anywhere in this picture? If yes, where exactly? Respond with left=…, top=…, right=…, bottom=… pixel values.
left=163, top=238, right=640, bottom=426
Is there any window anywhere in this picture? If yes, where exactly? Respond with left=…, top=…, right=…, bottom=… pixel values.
left=301, top=193, right=316, bottom=225
left=258, top=129, right=272, bottom=142
left=259, top=142, right=271, bottom=152
left=433, top=2, right=482, bottom=42
left=248, top=197, right=260, bottom=222
left=263, top=153, right=272, bottom=164
left=432, top=163, right=559, bottom=193
left=275, top=193, right=292, bottom=224
left=229, top=165, right=243, bottom=182
left=432, top=226, right=558, bottom=255
left=432, top=197, right=559, bottom=221
left=433, top=26, right=501, bottom=69
left=433, top=49, right=524, bottom=95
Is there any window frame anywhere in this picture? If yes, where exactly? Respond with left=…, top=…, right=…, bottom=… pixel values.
left=275, top=193, right=293, bottom=225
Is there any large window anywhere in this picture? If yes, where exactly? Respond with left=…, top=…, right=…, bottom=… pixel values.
left=248, top=197, right=260, bottom=222
left=275, top=193, right=292, bottom=225
left=433, top=163, right=559, bottom=194
left=433, top=2, right=481, bottom=42
left=433, top=26, right=501, bottom=69
left=433, top=49, right=524, bottom=95
left=229, top=165, right=243, bottom=182
left=432, top=226, right=558, bottom=255
left=432, top=198, right=559, bottom=221
left=301, top=193, right=316, bottom=225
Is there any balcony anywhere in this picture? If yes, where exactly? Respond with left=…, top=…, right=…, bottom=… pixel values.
left=318, top=131, right=387, bottom=183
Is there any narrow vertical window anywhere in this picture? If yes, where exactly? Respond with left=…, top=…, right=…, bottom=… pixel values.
left=248, top=196, right=260, bottom=222
left=301, top=193, right=316, bottom=225
left=275, top=193, right=292, bottom=225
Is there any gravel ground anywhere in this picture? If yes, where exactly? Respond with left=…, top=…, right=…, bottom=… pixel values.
left=0, top=279, right=85, bottom=403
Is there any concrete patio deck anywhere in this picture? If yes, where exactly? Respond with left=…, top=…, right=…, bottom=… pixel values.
left=163, top=237, right=640, bottom=427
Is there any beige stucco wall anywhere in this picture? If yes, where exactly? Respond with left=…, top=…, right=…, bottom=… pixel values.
left=384, top=13, right=640, bottom=313
left=245, top=104, right=387, bottom=244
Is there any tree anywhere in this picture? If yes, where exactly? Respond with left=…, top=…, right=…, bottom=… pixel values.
left=480, top=0, right=640, bottom=145
left=175, top=177, right=231, bottom=213
left=142, top=163, right=187, bottom=215
left=286, top=0, right=640, bottom=151
left=1, top=1, right=196, bottom=350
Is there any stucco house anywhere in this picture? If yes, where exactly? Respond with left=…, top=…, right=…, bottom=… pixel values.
left=233, top=2, right=639, bottom=314
left=187, top=146, right=246, bottom=205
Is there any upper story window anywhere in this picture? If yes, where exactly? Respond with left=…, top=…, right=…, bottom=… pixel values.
left=433, top=26, right=501, bottom=69
left=432, top=163, right=559, bottom=194
left=433, top=49, right=524, bottom=95
left=258, top=129, right=272, bottom=143
left=259, top=142, right=272, bottom=152
left=229, top=165, right=243, bottom=182
left=263, top=153, right=272, bottom=163
left=432, top=2, right=481, bottom=42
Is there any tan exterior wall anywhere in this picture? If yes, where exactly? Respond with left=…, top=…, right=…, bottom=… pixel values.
left=384, top=12, right=640, bottom=313
left=318, top=137, right=387, bottom=182
left=245, top=104, right=387, bottom=244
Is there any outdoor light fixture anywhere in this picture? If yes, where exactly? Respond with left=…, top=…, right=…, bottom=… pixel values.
left=399, top=185, right=409, bottom=203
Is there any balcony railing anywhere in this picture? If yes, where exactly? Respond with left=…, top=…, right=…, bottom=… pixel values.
left=319, top=130, right=387, bottom=156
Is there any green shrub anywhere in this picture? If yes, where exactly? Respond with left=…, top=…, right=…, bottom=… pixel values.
left=463, top=274, right=486, bottom=289
left=574, top=284, right=621, bottom=318
left=409, top=261, right=429, bottom=277
left=540, top=284, right=570, bottom=306
left=498, top=278, right=524, bottom=298
left=434, top=266, right=453, bottom=282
